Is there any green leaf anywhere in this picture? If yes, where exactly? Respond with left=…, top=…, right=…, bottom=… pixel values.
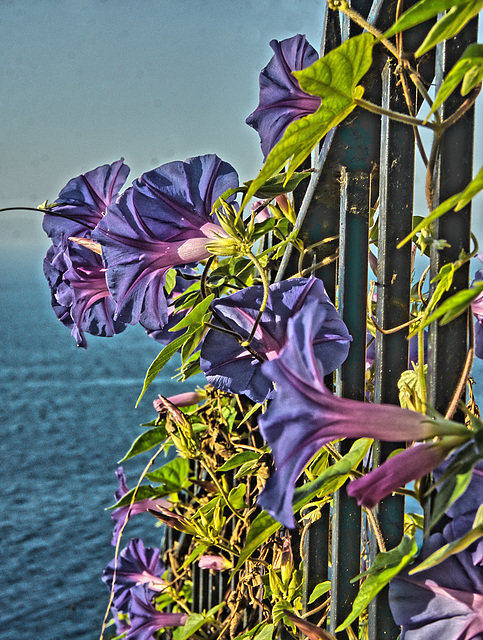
left=421, top=281, right=483, bottom=328
left=430, top=452, right=477, bottom=528
left=164, top=268, right=177, bottom=295
left=427, top=44, right=483, bottom=119
left=170, top=294, right=214, bottom=332
left=410, top=506, right=483, bottom=573
left=179, top=542, right=209, bottom=570
left=146, top=457, right=191, bottom=491
left=233, top=439, right=371, bottom=571
left=384, top=0, right=477, bottom=39
left=336, top=536, right=418, bottom=632
left=172, top=604, right=225, bottom=640
left=136, top=328, right=197, bottom=406
left=416, top=1, right=483, bottom=56
left=228, top=483, right=247, bottom=510
left=247, top=171, right=311, bottom=198
left=399, top=165, right=483, bottom=247
left=242, top=34, right=374, bottom=206
left=232, top=510, right=281, bottom=572
left=107, top=484, right=162, bottom=510
left=308, top=580, right=331, bottom=604
left=218, top=451, right=261, bottom=472
left=118, top=426, right=168, bottom=462
left=292, top=438, right=372, bottom=506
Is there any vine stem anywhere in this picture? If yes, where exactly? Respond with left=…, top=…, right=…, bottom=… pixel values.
left=99, top=444, right=165, bottom=640
left=244, top=251, right=270, bottom=346
left=354, top=97, right=438, bottom=130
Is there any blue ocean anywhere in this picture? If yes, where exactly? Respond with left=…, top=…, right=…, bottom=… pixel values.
left=1, top=248, right=482, bottom=639
left=0, top=247, right=203, bottom=639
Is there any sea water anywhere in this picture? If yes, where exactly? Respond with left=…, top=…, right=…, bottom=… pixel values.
left=0, top=248, right=203, bottom=639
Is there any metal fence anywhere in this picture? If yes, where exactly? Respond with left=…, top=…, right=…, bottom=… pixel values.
left=164, top=2, right=477, bottom=638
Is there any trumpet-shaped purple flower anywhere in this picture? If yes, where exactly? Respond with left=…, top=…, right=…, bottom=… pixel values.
left=257, top=298, right=465, bottom=528
left=93, top=154, right=238, bottom=331
left=42, top=159, right=129, bottom=244
left=347, top=440, right=459, bottom=510
left=472, top=255, right=483, bottom=360
left=434, top=459, right=483, bottom=566
left=102, top=538, right=166, bottom=613
left=43, top=236, right=127, bottom=347
left=111, top=467, right=169, bottom=546
left=200, top=276, right=352, bottom=403
left=389, top=528, right=483, bottom=639
left=127, top=585, right=187, bottom=640
left=246, top=35, right=321, bottom=159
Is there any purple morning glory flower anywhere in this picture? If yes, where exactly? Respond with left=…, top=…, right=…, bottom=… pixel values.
left=102, top=538, right=166, bottom=613
left=200, top=276, right=352, bottom=403
left=93, top=154, right=238, bottom=331
left=257, top=298, right=464, bottom=528
left=198, top=555, right=232, bottom=570
left=434, top=459, right=483, bottom=566
left=111, top=467, right=169, bottom=546
left=246, top=35, right=321, bottom=159
left=42, top=159, right=129, bottom=244
left=127, top=585, right=187, bottom=640
left=43, top=236, right=127, bottom=348
left=472, top=255, right=483, bottom=360
left=389, top=529, right=483, bottom=639
left=346, top=440, right=459, bottom=510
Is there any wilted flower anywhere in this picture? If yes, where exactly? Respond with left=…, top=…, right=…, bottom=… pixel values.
left=246, top=35, right=321, bottom=159
left=128, top=585, right=187, bottom=640
left=257, top=298, right=469, bottom=528
left=153, top=391, right=204, bottom=413
left=93, top=154, right=239, bottom=331
left=111, top=467, right=170, bottom=546
left=200, top=276, right=352, bottom=403
left=389, top=528, right=483, bottom=639
left=198, top=555, right=232, bottom=570
left=102, top=538, right=166, bottom=613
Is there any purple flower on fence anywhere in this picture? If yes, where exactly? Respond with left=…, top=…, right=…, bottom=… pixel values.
left=389, top=528, right=483, bottom=639
left=246, top=34, right=321, bottom=159
left=347, top=440, right=458, bottom=510
left=102, top=538, right=166, bottom=613
left=257, top=298, right=467, bottom=528
left=42, top=159, right=129, bottom=244
left=111, top=467, right=169, bottom=546
left=127, top=585, right=187, bottom=640
left=93, top=154, right=238, bottom=331
left=43, top=236, right=127, bottom=347
left=200, top=276, right=352, bottom=403
left=472, top=255, right=483, bottom=360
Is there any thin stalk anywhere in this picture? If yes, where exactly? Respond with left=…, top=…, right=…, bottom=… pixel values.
left=99, top=445, right=165, bottom=640
left=244, top=251, right=270, bottom=346
left=354, top=97, right=438, bottom=130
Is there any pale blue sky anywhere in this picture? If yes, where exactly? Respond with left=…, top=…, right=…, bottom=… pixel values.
left=1, top=0, right=481, bottom=255
left=1, top=0, right=324, bottom=249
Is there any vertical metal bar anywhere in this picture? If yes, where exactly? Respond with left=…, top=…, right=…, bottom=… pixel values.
left=369, top=57, right=415, bottom=640
left=330, top=168, right=370, bottom=634
left=427, top=19, right=477, bottom=416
